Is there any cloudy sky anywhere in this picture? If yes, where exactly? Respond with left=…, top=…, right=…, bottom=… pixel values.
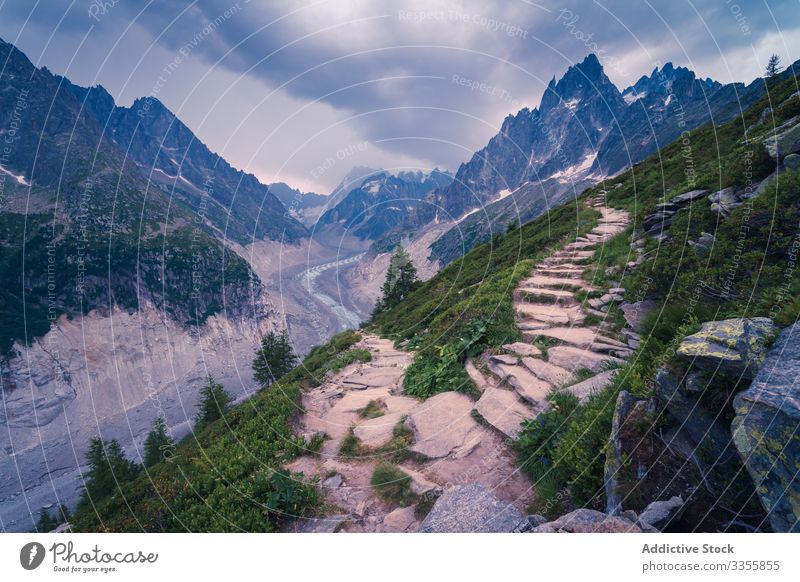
left=1, top=0, right=799, bottom=192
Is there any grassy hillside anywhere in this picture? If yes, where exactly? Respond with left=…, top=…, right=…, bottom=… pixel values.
left=371, top=202, right=598, bottom=397
left=375, top=70, right=799, bottom=518
left=72, top=330, right=366, bottom=532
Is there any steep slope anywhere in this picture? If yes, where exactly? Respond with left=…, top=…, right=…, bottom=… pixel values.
left=267, top=181, right=327, bottom=226
left=61, top=79, right=307, bottom=244
left=428, top=55, right=780, bottom=265
left=375, top=66, right=800, bottom=532
left=317, top=169, right=452, bottom=250
left=0, top=37, right=279, bottom=532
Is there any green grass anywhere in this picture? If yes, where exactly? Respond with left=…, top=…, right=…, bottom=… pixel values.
left=357, top=399, right=386, bottom=419
left=328, top=348, right=372, bottom=373
left=70, top=330, right=363, bottom=532
left=371, top=202, right=599, bottom=399
left=370, top=463, right=417, bottom=507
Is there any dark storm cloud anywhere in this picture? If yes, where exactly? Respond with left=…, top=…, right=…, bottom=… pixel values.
left=2, top=0, right=799, bottom=175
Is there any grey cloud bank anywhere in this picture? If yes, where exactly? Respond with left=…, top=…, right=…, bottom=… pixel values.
left=1, top=0, right=798, bottom=191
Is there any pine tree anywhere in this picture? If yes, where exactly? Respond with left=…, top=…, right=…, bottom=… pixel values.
left=35, top=509, right=56, bottom=532
left=252, top=329, right=299, bottom=389
left=194, top=375, right=233, bottom=431
left=373, top=246, right=418, bottom=316
left=143, top=415, right=175, bottom=467
left=77, top=437, right=141, bottom=511
left=765, top=54, right=782, bottom=77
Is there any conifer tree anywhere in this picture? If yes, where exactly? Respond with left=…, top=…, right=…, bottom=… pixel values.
left=77, top=437, right=140, bottom=511
left=252, top=329, right=299, bottom=389
left=373, top=246, right=418, bottom=316
left=194, top=375, right=233, bottom=431
left=765, top=54, right=782, bottom=77
left=143, top=415, right=175, bottom=467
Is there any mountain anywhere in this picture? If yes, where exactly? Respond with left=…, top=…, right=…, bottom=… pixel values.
left=267, top=182, right=327, bottom=226
left=59, top=79, right=307, bottom=244
left=317, top=168, right=453, bottom=250
left=427, top=54, right=772, bottom=264
left=0, top=37, right=281, bottom=531
left=326, top=165, right=383, bottom=209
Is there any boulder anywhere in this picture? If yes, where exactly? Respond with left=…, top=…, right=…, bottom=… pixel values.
left=420, top=483, right=526, bottom=533
left=605, top=390, right=634, bottom=515
left=654, top=368, right=737, bottom=470
left=732, top=323, right=800, bottom=532
left=671, top=189, right=710, bottom=204
left=677, top=318, right=778, bottom=379
left=637, top=496, right=684, bottom=531
left=784, top=153, right=800, bottom=170
left=763, top=120, right=800, bottom=159
left=689, top=232, right=715, bottom=257
left=531, top=509, right=644, bottom=533
left=709, top=187, right=741, bottom=216
left=621, top=300, right=657, bottom=333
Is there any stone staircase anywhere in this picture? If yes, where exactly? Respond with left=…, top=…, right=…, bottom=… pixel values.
left=469, top=195, right=633, bottom=439
left=287, top=194, right=635, bottom=532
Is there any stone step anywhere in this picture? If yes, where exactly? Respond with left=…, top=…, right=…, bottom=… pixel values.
left=546, top=345, right=624, bottom=373
left=473, top=387, right=532, bottom=439
left=515, top=303, right=585, bottom=325
left=502, top=342, right=543, bottom=358
left=515, top=287, right=577, bottom=305
left=525, top=327, right=629, bottom=351
left=519, top=275, right=594, bottom=291
left=488, top=362, right=553, bottom=405
left=534, top=267, right=584, bottom=278
left=520, top=356, right=574, bottom=387
left=559, top=369, right=618, bottom=402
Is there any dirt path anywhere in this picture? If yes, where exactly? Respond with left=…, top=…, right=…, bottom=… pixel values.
left=287, top=194, right=632, bottom=532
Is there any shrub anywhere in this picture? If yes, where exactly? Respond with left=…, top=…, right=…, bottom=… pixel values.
left=371, top=463, right=417, bottom=507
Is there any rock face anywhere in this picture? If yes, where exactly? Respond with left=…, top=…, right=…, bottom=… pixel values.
left=677, top=318, right=778, bottom=379
left=605, top=391, right=635, bottom=515
left=0, top=303, right=271, bottom=532
left=641, top=190, right=709, bottom=241
left=654, top=368, right=737, bottom=470
left=732, top=323, right=800, bottom=532
left=420, top=483, right=526, bottom=533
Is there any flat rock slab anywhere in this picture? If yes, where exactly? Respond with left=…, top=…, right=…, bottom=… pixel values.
left=502, top=342, right=542, bottom=358
left=473, top=387, right=531, bottom=439
left=343, top=367, right=405, bottom=388
left=490, top=362, right=552, bottom=404
left=520, top=357, right=574, bottom=387
left=353, top=411, right=407, bottom=449
left=408, top=391, right=484, bottom=459
left=381, top=506, right=417, bottom=532
left=546, top=345, right=623, bottom=373
left=532, top=509, right=642, bottom=533
left=420, top=483, right=526, bottom=533
left=515, top=303, right=583, bottom=325
left=522, top=275, right=592, bottom=291
left=466, top=359, right=494, bottom=392
left=560, top=369, right=618, bottom=402
left=287, top=514, right=349, bottom=533
left=489, top=353, right=519, bottom=365
left=529, top=326, right=628, bottom=350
